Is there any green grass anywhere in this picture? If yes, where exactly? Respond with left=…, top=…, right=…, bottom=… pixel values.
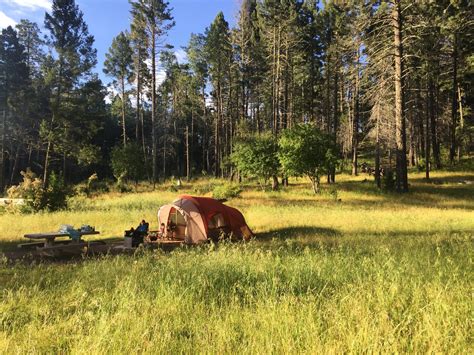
left=0, top=169, right=473, bottom=353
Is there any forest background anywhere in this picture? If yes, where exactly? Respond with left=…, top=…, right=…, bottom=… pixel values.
left=0, top=0, right=472, bottom=202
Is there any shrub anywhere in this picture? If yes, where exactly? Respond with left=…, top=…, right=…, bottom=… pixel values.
left=7, top=169, right=45, bottom=213
left=278, top=124, right=339, bottom=193
left=231, top=134, right=280, bottom=190
left=6, top=169, right=71, bottom=213
left=212, top=183, right=242, bottom=200
left=75, top=173, right=109, bottom=196
left=44, top=172, right=70, bottom=211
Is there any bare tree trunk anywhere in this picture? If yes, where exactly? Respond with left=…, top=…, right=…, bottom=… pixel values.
left=393, top=0, right=408, bottom=192
left=374, top=114, right=382, bottom=189
left=330, top=66, right=338, bottom=183
left=429, top=78, right=441, bottom=168
left=151, top=27, right=157, bottom=183
left=214, top=82, right=220, bottom=178
left=457, top=85, right=463, bottom=162
left=121, top=76, right=127, bottom=147
left=311, top=175, right=320, bottom=194
left=272, top=175, right=279, bottom=191
left=185, top=125, right=190, bottom=181
left=449, top=33, right=458, bottom=164
left=140, top=109, right=149, bottom=179
left=375, top=100, right=381, bottom=189
left=0, top=108, right=5, bottom=192
left=352, top=48, right=360, bottom=176
left=44, top=61, right=63, bottom=188
left=135, top=54, right=141, bottom=141
left=425, top=87, right=431, bottom=180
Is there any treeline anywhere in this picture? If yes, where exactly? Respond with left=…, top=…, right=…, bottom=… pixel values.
left=0, top=0, right=472, bottom=194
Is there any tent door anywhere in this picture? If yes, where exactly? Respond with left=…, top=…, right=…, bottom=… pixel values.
left=169, top=207, right=187, bottom=240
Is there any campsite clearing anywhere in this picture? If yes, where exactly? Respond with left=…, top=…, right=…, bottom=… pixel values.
left=0, top=170, right=473, bottom=353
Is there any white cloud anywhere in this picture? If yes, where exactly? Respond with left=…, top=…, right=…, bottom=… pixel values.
left=0, top=11, right=16, bottom=29
left=3, top=0, right=52, bottom=10
left=175, top=48, right=188, bottom=64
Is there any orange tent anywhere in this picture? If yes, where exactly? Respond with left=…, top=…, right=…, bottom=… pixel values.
left=158, top=195, right=254, bottom=244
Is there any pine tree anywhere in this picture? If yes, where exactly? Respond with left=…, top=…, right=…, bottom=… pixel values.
left=104, top=31, right=134, bottom=147
left=43, top=0, right=97, bottom=185
left=0, top=26, right=29, bottom=192
left=130, top=0, right=174, bottom=183
left=205, top=12, right=232, bottom=177
left=15, top=20, right=45, bottom=77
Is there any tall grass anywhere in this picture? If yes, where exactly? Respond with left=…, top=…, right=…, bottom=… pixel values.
left=0, top=169, right=473, bottom=352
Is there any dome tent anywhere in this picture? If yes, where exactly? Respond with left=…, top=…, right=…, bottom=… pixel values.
left=157, top=195, right=254, bottom=244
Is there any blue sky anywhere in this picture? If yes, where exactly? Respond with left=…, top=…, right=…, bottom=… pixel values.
left=0, top=0, right=239, bottom=84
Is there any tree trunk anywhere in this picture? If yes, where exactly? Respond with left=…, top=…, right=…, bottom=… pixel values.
left=375, top=101, right=381, bottom=189
left=151, top=27, right=157, bottom=183
left=272, top=175, right=279, bottom=191
left=425, top=89, right=431, bottom=180
left=44, top=61, right=63, bottom=188
left=330, top=66, right=338, bottom=183
left=185, top=125, right=190, bottom=181
left=311, top=176, right=320, bottom=194
left=393, top=0, right=408, bottom=192
left=135, top=53, right=141, bottom=141
left=352, top=46, right=360, bottom=176
left=449, top=33, right=458, bottom=164
left=429, top=78, right=441, bottom=168
left=214, top=82, right=220, bottom=178
left=457, top=85, right=463, bottom=162
left=8, top=145, right=22, bottom=184
left=121, top=76, right=127, bottom=147
left=0, top=108, right=5, bottom=192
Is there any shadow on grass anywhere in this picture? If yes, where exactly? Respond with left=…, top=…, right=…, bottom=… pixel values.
left=255, top=227, right=474, bottom=255
left=0, top=236, right=126, bottom=265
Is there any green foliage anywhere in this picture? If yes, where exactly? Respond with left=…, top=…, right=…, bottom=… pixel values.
left=212, top=183, right=242, bottom=200
left=103, top=31, right=134, bottom=84
left=6, top=169, right=44, bottom=213
left=278, top=124, right=339, bottom=193
left=231, top=134, right=280, bottom=190
left=110, top=143, right=146, bottom=184
left=6, top=169, right=70, bottom=213
left=77, top=145, right=101, bottom=167
left=44, top=172, right=70, bottom=211
left=192, top=182, right=214, bottom=195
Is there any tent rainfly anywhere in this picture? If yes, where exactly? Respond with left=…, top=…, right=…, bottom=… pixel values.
left=158, top=195, right=254, bottom=244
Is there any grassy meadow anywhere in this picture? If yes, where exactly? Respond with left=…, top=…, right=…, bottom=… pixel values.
left=0, top=169, right=473, bottom=353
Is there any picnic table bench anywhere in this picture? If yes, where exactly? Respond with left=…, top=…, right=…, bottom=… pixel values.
left=22, top=231, right=101, bottom=249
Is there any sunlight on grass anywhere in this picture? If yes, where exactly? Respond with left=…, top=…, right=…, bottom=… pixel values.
left=0, top=170, right=472, bottom=352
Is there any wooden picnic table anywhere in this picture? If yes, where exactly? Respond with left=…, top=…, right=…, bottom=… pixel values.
left=23, top=231, right=100, bottom=248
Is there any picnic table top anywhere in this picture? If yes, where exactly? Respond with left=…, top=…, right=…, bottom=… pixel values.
left=24, top=231, right=100, bottom=239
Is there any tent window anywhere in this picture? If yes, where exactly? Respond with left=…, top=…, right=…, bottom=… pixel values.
left=208, top=213, right=227, bottom=229
left=169, top=207, right=186, bottom=226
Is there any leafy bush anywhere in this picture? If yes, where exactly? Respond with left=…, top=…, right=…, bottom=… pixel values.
left=7, top=169, right=45, bottom=213
left=231, top=134, right=280, bottom=190
left=212, top=183, right=242, bottom=200
left=75, top=173, right=109, bottom=196
left=278, top=124, right=339, bottom=193
left=7, top=169, right=71, bottom=213
left=44, top=172, right=70, bottom=211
